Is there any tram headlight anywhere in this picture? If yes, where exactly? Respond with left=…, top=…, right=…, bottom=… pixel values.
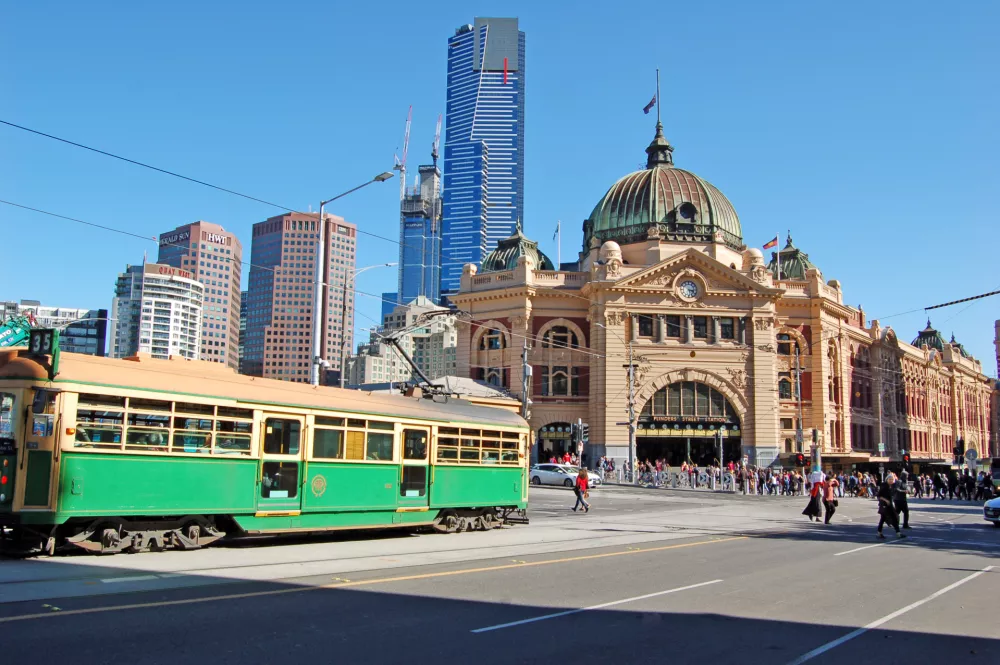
left=0, top=493, right=5, bottom=502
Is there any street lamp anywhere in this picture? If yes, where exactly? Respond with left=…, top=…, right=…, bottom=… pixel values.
left=596, top=322, right=637, bottom=485
left=336, top=262, right=396, bottom=388
left=309, top=172, right=394, bottom=386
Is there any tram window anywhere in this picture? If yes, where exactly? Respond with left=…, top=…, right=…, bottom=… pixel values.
left=263, top=419, right=300, bottom=455
left=128, top=398, right=171, bottom=413
left=215, top=420, right=252, bottom=455
left=720, top=318, right=735, bottom=340
left=481, top=439, right=501, bottom=464
left=347, top=418, right=366, bottom=428
left=172, top=417, right=212, bottom=453
left=403, top=430, right=427, bottom=460
left=125, top=413, right=170, bottom=451
left=218, top=406, right=254, bottom=419
left=313, top=428, right=344, bottom=459
left=315, top=416, right=345, bottom=427
left=175, top=402, right=215, bottom=416
left=368, top=421, right=394, bottom=431
left=440, top=427, right=459, bottom=436
left=0, top=393, right=13, bottom=442
left=75, top=409, right=123, bottom=448
left=261, top=461, right=297, bottom=499
left=693, top=317, right=708, bottom=339
left=365, top=432, right=393, bottom=461
left=345, top=430, right=365, bottom=460
left=400, top=466, right=426, bottom=497
left=79, top=393, right=126, bottom=409
left=665, top=315, right=682, bottom=338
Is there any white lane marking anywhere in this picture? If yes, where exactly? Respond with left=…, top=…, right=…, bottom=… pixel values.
left=833, top=543, right=886, bottom=557
left=100, top=575, right=160, bottom=584
left=471, top=579, right=723, bottom=633
left=786, top=565, right=994, bottom=665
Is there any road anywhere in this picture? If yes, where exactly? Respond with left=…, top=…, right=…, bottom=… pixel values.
left=1, top=486, right=997, bottom=664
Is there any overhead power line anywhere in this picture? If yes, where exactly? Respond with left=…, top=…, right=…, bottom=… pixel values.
left=924, top=289, right=1000, bottom=312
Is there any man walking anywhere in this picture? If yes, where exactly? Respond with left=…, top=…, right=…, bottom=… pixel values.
left=893, top=470, right=911, bottom=529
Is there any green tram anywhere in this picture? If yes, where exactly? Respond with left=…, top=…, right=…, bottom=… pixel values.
left=0, top=333, right=529, bottom=555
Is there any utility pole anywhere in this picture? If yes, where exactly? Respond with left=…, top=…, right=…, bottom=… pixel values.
left=520, top=340, right=531, bottom=419
left=625, top=340, right=638, bottom=486
left=794, top=345, right=804, bottom=453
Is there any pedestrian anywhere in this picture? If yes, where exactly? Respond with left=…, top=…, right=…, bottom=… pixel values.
left=893, top=471, right=911, bottom=529
left=802, top=471, right=824, bottom=522
left=572, top=467, right=590, bottom=513
left=823, top=473, right=839, bottom=524
left=877, top=473, right=906, bottom=539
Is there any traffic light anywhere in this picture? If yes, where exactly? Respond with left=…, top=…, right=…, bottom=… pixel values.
left=794, top=453, right=805, bottom=467
left=580, top=423, right=589, bottom=443
left=956, top=439, right=965, bottom=456
left=902, top=452, right=910, bottom=464
left=571, top=424, right=579, bottom=445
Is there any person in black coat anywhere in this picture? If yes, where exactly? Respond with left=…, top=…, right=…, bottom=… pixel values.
left=893, top=471, right=911, bottom=529
left=877, top=473, right=906, bottom=539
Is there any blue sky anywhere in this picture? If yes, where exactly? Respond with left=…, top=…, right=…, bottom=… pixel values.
left=2, top=1, right=998, bottom=373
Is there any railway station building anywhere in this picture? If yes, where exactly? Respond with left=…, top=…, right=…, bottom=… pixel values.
left=449, top=122, right=995, bottom=471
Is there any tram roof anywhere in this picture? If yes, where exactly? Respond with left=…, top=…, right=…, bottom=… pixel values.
left=0, top=350, right=529, bottom=429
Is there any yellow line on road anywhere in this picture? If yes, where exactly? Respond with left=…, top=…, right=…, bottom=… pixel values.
left=0, top=535, right=746, bottom=623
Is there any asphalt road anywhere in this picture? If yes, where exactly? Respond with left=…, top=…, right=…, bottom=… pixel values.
left=2, top=487, right=997, bottom=664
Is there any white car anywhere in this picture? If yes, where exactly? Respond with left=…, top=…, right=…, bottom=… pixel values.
left=984, top=496, right=1000, bottom=528
left=567, top=466, right=602, bottom=487
left=530, top=463, right=579, bottom=488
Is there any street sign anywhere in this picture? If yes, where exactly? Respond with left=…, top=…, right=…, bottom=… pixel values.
left=576, top=442, right=583, bottom=455
left=965, top=448, right=978, bottom=462
left=877, top=442, right=885, bottom=455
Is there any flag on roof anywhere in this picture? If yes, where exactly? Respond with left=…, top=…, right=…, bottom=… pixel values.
left=763, top=236, right=779, bottom=250
left=642, top=96, right=656, bottom=115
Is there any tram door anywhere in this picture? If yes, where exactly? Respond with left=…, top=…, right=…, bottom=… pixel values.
left=396, top=427, right=430, bottom=511
left=257, top=414, right=305, bottom=514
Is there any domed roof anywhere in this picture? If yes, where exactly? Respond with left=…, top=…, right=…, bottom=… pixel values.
left=766, top=234, right=817, bottom=280
left=912, top=319, right=946, bottom=351
left=481, top=229, right=555, bottom=273
left=949, top=333, right=971, bottom=358
left=583, top=123, right=742, bottom=250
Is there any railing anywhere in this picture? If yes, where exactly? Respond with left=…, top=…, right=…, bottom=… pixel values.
left=600, top=468, right=737, bottom=492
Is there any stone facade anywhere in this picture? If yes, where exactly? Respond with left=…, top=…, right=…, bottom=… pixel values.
left=450, top=126, right=994, bottom=472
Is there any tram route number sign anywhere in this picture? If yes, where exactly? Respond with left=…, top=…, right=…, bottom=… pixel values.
left=0, top=438, right=14, bottom=455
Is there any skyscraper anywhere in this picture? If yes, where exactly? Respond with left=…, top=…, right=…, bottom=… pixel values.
left=440, top=17, right=525, bottom=299
left=398, top=162, right=442, bottom=304
left=243, top=212, right=357, bottom=383
left=156, top=221, right=243, bottom=368
left=110, top=263, right=203, bottom=360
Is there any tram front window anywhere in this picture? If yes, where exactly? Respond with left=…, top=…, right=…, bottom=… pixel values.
left=261, top=461, right=298, bottom=499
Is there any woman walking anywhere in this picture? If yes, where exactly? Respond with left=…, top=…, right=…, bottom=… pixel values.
left=572, top=468, right=590, bottom=513
left=823, top=474, right=839, bottom=524
left=877, top=472, right=906, bottom=539
left=802, top=472, right=824, bottom=522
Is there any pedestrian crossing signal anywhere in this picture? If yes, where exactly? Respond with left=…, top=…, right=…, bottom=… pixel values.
left=794, top=453, right=805, bottom=467
left=902, top=452, right=910, bottom=464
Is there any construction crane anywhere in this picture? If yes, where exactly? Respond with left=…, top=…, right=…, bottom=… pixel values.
left=392, top=105, right=412, bottom=201
left=431, top=113, right=442, bottom=167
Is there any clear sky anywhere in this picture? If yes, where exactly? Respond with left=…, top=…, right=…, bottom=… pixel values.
left=2, top=1, right=998, bottom=373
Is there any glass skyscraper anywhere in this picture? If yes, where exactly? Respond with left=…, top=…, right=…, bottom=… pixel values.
left=440, top=17, right=525, bottom=299
left=398, top=163, right=442, bottom=305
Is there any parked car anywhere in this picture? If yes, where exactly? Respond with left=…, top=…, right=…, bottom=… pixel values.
left=567, top=466, right=601, bottom=487
left=984, top=496, right=1000, bottom=528
left=529, top=463, right=579, bottom=487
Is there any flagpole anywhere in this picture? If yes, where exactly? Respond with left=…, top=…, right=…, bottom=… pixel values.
left=656, top=68, right=661, bottom=125
left=557, top=220, right=561, bottom=269
left=776, top=231, right=781, bottom=281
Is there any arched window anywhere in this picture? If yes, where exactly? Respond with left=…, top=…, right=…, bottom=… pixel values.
left=542, top=326, right=578, bottom=349
left=639, top=381, right=738, bottom=421
left=541, top=366, right=580, bottom=396
left=484, top=368, right=502, bottom=386
left=777, top=333, right=800, bottom=356
left=478, top=328, right=506, bottom=351
left=778, top=378, right=793, bottom=400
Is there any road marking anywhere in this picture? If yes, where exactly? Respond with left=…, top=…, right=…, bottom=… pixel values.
left=832, top=543, right=886, bottom=557
left=0, top=536, right=746, bottom=624
left=471, top=579, right=723, bottom=633
left=99, top=575, right=161, bottom=584
left=786, top=565, right=994, bottom=665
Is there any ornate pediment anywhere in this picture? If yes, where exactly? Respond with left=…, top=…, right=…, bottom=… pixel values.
left=608, top=248, right=780, bottom=297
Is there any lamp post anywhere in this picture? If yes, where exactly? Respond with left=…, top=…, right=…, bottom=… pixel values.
left=337, top=262, right=396, bottom=388
left=597, top=322, right=637, bottom=485
left=310, top=172, right=394, bottom=386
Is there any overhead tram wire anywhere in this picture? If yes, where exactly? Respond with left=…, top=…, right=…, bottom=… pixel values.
left=0, top=118, right=428, bottom=257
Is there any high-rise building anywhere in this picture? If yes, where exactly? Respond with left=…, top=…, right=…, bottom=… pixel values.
left=1, top=300, right=108, bottom=356
left=156, top=221, right=243, bottom=368
left=440, top=17, right=525, bottom=299
left=243, top=212, right=357, bottom=383
left=346, top=296, right=457, bottom=386
left=238, top=290, right=248, bottom=373
left=110, top=263, right=203, bottom=360
left=397, top=162, right=443, bottom=304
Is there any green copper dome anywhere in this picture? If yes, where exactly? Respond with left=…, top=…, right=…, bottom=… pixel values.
left=912, top=319, right=946, bottom=351
left=481, top=229, right=555, bottom=273
left=949, top=333, right=971, bottom=358
left=766, top=234, right=817, bottom=280
left=583, top=122, right=743, bottom=250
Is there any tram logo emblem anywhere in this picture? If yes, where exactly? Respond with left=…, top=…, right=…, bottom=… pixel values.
left=311, top=474, right=327, bottom=498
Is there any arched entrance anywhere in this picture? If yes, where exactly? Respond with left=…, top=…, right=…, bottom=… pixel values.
left=537, top=423, right=574, bottom=462
left=637, top=381, right=742, bottom=465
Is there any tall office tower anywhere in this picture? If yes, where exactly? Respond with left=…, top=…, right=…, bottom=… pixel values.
left=398, top=161, right=443, bottom=304
left=243, top=212, right=357, bottom=383
left=439, top=17, right=525, bottom=299
left=156, top=221, right=243, bottom=368
left=110, top=263, right=204, bottom=360
left=238, top=290, right=248, bottom=373
left=1, top=300, right=109, bottom=356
